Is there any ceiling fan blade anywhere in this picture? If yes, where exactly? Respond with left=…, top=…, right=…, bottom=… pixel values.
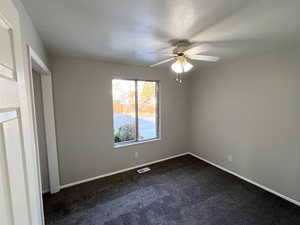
left=159, top=53, right=177, bottom=56
left=184, top=44, right=211, bottom=55
left=149, top=46, right=175, bottom=55
left=188, top=55, right=219, bottom=62
left=147, top=53, right=176, bottom=57
left=150, top=57, right=175, bottom=67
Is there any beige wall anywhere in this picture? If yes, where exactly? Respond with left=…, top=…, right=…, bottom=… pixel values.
left=50, top=56, right=188, bottom=186
left=188, top=47, right=300, bottom=202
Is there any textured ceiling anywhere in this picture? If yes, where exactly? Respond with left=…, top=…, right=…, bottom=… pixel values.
left=21, top=0, right=300, bottom=66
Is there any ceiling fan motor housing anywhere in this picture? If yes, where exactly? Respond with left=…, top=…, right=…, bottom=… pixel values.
left=173, top=40, right=192, bottom=54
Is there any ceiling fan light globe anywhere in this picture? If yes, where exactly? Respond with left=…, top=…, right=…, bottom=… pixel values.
left=183, top=61, right=193, bottom=72
left=171, top=61, right=184, bottom=73
left=171, top=59, right=193, bottom=73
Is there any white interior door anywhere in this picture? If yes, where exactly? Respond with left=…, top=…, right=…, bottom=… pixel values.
left=0, top=0, right=41, bottom=224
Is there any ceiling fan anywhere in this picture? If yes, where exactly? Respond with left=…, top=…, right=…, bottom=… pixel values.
left=150, top=40, right=219, bottom=76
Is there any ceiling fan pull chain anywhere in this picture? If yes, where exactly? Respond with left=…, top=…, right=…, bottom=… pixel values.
left=176, top=74, right=183, bottom=84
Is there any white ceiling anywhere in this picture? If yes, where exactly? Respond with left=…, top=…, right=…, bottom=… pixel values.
left=21, top=0, right=300, bottom=66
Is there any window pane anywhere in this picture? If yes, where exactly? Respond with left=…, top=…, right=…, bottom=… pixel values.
left=112, top=79, right=136, bottom=143
left=137, top=81, right=158, bottom=141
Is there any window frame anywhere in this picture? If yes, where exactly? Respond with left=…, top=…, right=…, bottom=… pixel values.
left=112, top=78, right=160, bottom=147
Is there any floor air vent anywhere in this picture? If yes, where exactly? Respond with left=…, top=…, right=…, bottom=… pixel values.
left=137, top=167, right=151, bottom=174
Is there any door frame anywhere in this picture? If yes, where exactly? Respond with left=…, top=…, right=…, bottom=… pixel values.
left=27, top=46, right=60, bottom=194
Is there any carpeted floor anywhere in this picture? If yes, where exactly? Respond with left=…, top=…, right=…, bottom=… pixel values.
left=43, top=155, right=300, bottom=225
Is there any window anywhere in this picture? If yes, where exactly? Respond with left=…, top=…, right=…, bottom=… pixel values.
left=112, top=79, right=159, bottom=146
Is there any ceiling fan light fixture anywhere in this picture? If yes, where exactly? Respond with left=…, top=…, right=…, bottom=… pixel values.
left=171, top=57, right=193, bottom=74
left=183, top=60, right=193, bottom=72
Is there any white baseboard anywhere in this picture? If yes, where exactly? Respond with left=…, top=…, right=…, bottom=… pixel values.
left=60, top=152, right=189, bottom=189
left=59, top=151, right=300, bottom=207
left=188, top=152, right=300, bottom=207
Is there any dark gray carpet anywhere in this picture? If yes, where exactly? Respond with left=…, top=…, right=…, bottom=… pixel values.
left=43, top=155, right=300, bottom=225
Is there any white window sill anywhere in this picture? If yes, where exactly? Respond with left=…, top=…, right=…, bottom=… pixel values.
left=114, top=138, right=160, bottom=149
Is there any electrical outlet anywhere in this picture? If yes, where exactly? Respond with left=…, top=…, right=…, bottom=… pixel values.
left=134, top=151, right=139, bottom=159
left=227, top=155, right=233, bottom=162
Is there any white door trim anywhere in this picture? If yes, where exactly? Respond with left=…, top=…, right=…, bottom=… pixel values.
left=27, top=46, right=60, bottom=194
